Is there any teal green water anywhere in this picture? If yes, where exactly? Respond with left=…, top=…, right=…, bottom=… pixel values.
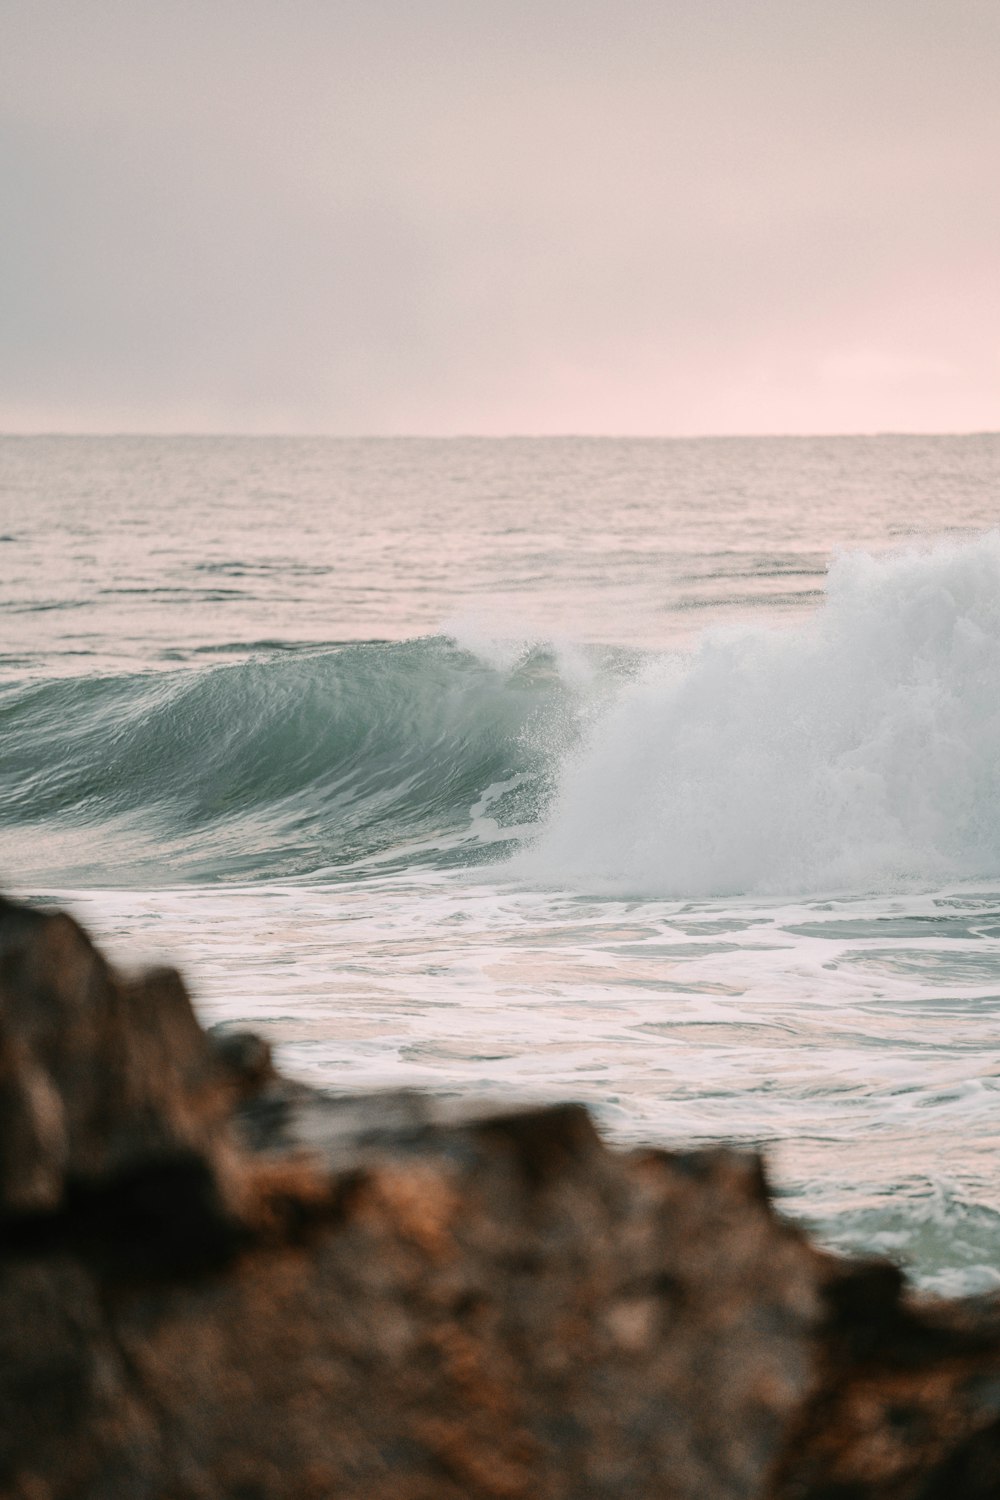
left=2, top=434, right=999, bottom=1293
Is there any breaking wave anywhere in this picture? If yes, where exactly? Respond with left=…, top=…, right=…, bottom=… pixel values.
left=521, top=532, right=1000, bottom=897
left=8, top=532, right=1000, bottom=898
left=0, top=639, right=589, bottom=886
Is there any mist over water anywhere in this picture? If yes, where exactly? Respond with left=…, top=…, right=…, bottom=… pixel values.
left=2, top=434, right=1000, bottom=1293
left=524, top=534, right=1000, bottom=898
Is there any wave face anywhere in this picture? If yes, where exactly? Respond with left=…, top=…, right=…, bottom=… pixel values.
left=519, top=532, right=1000, bottom=897
left=8, top=533, right=1000, bottom=899
left=0, top=639, right=589, bottom=887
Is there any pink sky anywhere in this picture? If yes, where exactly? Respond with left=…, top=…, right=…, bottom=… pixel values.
left=2, top=0, right=998, bottom=434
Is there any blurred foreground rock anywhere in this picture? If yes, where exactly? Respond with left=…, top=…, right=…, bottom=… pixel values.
left=1, top=893, right=999, bottom=1500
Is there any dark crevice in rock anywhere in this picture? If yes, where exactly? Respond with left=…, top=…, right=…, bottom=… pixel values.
left=1, top=1151, right=247, bottom=1276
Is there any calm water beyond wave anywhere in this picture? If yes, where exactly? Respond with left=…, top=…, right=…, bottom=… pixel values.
left=2, top=433, right=1000, bottom=1293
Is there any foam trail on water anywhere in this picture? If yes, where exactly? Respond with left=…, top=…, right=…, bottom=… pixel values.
left=518, top=532, right=1000, bottom=897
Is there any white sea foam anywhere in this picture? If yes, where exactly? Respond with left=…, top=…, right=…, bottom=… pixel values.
left=57, top=874, right=1000, bottom=1294
left=521, top=532, right=1000, bottom=897
left=443, top=609, right=602, bottom=692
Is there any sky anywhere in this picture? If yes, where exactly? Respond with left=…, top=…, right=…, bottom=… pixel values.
left=2, top=0, right=998, bottom=435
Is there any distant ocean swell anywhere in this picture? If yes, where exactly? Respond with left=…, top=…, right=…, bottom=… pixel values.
left=5, top=531, right=1000, bottom=897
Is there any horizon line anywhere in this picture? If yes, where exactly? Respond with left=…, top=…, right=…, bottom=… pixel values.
left=1, top=429, right=998, bottom=442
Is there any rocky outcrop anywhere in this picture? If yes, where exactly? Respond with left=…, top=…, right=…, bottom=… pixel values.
left=1, top=893, right=999, bottom=1499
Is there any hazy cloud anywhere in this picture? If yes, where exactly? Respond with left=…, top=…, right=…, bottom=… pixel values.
left=2, top=0, right=998, bottom=432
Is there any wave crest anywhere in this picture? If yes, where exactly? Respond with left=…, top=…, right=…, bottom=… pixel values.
left=519, top=532, right=1000, bottom=897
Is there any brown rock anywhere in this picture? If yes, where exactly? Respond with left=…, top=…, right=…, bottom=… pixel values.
left=0, top=893, right=998, bottom=1498
left=0, top=895, right=246, bottom=1258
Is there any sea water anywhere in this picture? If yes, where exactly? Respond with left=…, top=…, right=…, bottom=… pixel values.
left=2, top=434, right=999, bottom=1294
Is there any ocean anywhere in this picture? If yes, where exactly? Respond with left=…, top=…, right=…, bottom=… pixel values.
left=2, top=433, right=999, bottom=1294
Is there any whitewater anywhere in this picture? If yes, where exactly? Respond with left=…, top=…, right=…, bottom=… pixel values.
left=2, top=434, right=999, bottom=1295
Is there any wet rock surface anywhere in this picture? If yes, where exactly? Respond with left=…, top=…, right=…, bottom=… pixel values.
left=1, top=894, right=999, bottom=1499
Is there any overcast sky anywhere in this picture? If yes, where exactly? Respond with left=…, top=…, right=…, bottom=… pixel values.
left=2, top=0, right=998, bottom=434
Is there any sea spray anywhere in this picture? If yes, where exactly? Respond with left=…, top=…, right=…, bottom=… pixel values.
left=518, top=532, right=1000, bottom=898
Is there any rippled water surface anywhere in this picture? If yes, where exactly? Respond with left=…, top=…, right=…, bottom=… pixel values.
left=3, top=434, right=1000, bottom=1292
